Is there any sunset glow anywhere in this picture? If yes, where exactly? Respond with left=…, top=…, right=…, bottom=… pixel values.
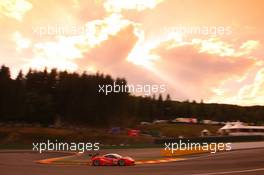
left=1, top=0, right=264, bottom=106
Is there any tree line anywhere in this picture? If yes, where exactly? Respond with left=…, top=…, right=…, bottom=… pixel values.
left=0, top=65, right=263, bottom=127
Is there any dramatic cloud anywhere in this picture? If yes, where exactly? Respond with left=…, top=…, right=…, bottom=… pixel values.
left=0, top=0, right=32, bottom=21
left=149, top=40, right=256, bottom=100
left=1, top=0, right=264, bottom=105
left=21, top=13, right=137, bottom=72
left=104, top=0, right=164, bottom=12
left=78, top=25, right=138, bottom=74
left=237, top=68, right=264, bottom=105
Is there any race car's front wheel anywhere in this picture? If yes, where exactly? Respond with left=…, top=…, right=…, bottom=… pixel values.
left=118, top=160, right=125, bottom=166
left=93, top=160, right=100, bottom=166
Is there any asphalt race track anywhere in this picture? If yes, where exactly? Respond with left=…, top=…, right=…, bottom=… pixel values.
left=1, top=148, right=264, bottom=175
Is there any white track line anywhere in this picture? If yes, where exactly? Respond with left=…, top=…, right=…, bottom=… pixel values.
left=191, top=168, right=264, bottom=175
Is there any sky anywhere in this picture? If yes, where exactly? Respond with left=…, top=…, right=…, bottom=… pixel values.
left=0, top=0, right=264, bottom=106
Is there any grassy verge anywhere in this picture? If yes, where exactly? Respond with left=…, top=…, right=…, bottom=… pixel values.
left=0, top=123, right=221, bottom=149
left=138, top=123, right=221, bottom=137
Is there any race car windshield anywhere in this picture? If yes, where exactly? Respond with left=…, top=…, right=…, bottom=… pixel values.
left=106, top=154, right=122, bottom=159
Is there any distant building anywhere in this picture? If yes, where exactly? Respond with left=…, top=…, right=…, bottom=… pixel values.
left=171, top=118, right=198, bottom=124
left=202, top=120, right=221, bottom=125
left=140, top=121, right=151, bottom=125
left=153, top=120, right=168, bottom=124
left=218, top=122, right=264, bottom=136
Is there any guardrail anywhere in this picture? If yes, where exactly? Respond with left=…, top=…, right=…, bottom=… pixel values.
left=155, top=135, right=264, bottom=144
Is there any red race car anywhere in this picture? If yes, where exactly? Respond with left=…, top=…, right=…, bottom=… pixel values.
left=91, top=153, right=135, bottom=166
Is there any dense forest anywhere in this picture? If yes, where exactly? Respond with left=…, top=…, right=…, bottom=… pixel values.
left=0, top=65, right=264, bottom=127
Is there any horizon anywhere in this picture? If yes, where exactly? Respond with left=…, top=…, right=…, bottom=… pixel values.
left=2, top=64, right=264, bottom=108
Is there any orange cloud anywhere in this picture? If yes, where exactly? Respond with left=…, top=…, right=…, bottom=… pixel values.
left=104, top=0, right=164, bottom=12
left=210, top=67, right=264, bottom=106
left=78, top=25, right=138, bottom=75
left=1, top=0, right=264, bottom=105
left=150, top=41, right=256, bottom=100
left=0, top=0, right=32, bottom=21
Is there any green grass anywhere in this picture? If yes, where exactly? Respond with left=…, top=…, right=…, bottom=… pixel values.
left=137, top=123, right=221, bottom=137
left=0, top=123, right=222, bottom=149
left=0, top=126, right=154, bottom=147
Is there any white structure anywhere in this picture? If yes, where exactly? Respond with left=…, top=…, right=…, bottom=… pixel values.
left=153, top=120, right=168, bottom=124
left=171, top=118, right=198, bottom=124
left=219, top=121, right=264, bottom=136
left=140, top=121, right=151, bottom=125
left=202, top=120, right=221, bottom=125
